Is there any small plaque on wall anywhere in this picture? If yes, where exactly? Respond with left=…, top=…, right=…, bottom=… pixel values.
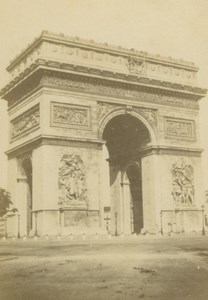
left=164, top=117, right=195, bottom=141
left=64, top=211, right=87, bottom=227
left=51, top=102, right=91, bottom=129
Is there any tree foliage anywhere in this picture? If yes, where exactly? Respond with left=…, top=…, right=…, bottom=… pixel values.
left=0, top=188, right=13, bottom=217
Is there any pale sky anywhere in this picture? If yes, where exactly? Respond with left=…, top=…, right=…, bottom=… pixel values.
left=0, top=0, right=208, bottom=180
left=0, top=0, right=208, bottom=87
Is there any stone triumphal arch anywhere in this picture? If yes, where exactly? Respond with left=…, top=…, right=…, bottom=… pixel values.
left=0, top=31, right=206, bottom=236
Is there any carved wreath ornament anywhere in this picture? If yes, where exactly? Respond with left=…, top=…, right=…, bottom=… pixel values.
left=171, top=159, right=195, bottom=207
left=58, top=154, right=87, bottom=207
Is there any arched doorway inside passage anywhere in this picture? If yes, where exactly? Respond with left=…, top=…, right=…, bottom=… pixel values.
left=101, top=112, right=152, bottom=235
left=121, top=162, right=143, bottom=234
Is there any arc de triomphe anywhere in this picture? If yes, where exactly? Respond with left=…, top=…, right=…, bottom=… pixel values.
left=1, top=32, right=206, bottom=237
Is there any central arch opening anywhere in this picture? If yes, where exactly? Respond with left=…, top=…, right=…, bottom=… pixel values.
left=103, top=114, right=150, bottom=162
left=102, top=113, right=151, bottom=234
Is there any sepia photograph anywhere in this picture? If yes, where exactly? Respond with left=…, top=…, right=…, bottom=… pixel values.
left=0, top=0, right=208, bottom=299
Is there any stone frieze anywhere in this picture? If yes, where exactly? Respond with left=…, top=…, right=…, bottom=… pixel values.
left=11, top=105, right=40, bottom=139
left=51, top=102, right=90, bottom=129
left=42, top=75, right=198, bottom=110
left=164, top=117, right=195, bottom=140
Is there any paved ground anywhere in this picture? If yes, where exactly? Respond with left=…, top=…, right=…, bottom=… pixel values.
left=0, top=236, right=208, bottom=300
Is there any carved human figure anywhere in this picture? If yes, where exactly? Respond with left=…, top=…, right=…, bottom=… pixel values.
left=66, top=172, right=86, bottom=201
left=66, top=173, right=78, bottom=200
left=171, top=160, right=194, bottom=206
left=58, top=154, right=87, bottom=206
left=54, top=105, right=88, bottom=125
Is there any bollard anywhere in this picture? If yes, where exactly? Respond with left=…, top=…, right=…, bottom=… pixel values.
left=34, top=211, right=38, bottom=237
left=201, top=205, right=205, bottom=236
left=115, top=212, right=118, bottom=236
left=17, top=214, right=20, bottom=239
left=160, top=212, right=163, bottom=235
left=4, top=218, right=7, bottom=239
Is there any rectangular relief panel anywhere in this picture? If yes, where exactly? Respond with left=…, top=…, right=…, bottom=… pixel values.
left=51, top=102, right=91, bottom=130
left=164, top=117, right=195, bottom=141
left=10, top=104, right=40, bottom=141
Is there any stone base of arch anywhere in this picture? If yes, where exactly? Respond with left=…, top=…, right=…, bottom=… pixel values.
left=5, top=142, right=205, bottom=238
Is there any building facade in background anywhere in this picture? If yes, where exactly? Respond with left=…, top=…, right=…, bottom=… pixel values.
left=0, top=100, right=8, bottom=190
left=0, top=32, right=207, bottom=237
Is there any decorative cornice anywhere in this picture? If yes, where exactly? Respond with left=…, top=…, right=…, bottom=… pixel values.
left=139, top=145, right=203, bottom=157
left=1, top=31, right=206, bottom=109
left=41, top=137, right=103, bottom=149
left=1, top=61, right=206, bottom=102
left=1, top=68, right=42, bottom=105
left=41, top=71, right=201, bottom=107
left=6, top=132, right=203, bottom=159
left=7, top=31, right=198, bottom=71
left=6, top=135, right=105, bottom=158
left=2, top=68, right=205, bottom=111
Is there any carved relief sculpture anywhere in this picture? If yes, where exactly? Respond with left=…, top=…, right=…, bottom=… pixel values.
left=40, top=75, right=198, bottom=110
left=58, top=154, right=87, bottom=207
left=165, top=118, right=195, bottom=140
left=97, top=102, right=121, bottom=122
left=134, top=107, right=158, bottom=130
left=171, top=159, right=195, bottom=207
left=11, top=105, right=40, bottom=139
left=97, top=103, right=157, bottom=130
left=128, top=57, right=147, bottom=76
left=52, top=103, right=90, bottom=128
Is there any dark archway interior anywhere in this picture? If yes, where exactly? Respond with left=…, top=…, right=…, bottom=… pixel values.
left=22, top=159, right=32, bottom=195
left=22, top=158, right=32, bottom=234
left=103, top=114, right=150, bottom=162
left=103, top=114, right=149, bottom=234
left=126, top=165, right=143, bottom=234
